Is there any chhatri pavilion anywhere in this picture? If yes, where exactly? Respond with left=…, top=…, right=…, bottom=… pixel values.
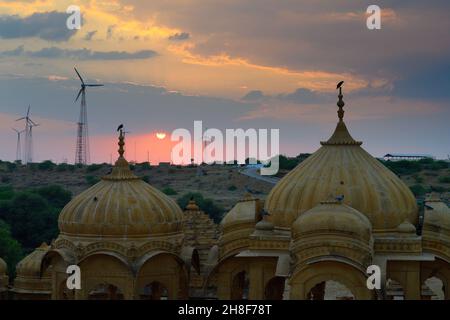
left=1, top=84, right=449, bottom=300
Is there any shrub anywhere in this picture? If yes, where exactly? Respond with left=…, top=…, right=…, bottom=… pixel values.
left=86, top=163, right=103, bottom=172
left=430, top=185, right=446, bottom=192
left=138, top=162, right=151, bottom=170
left=1, top=175, right=11, bottom=183
left=34, top=185, right=72, bottom=209
left=86, top=175, right=100, bottom=186
left=6, top=162, right=17, bottom=172
left=438, top=176, right=450, bottom=183
left=38, top=160, right=56, bottom=171
left=162, top=187, right=177, bottom=195
left=0, top=185, right=14, bottom=200
left=409, top=184, right=428, bottom=197
left=228, top=185, right=237, bottom=191
left=0, top=219, right=23, bottom=276
left=177, top=192, right=224, bottom=223
left=413, top=175, right=424, bottom=183
left=141, top=175, right=150, bottom=183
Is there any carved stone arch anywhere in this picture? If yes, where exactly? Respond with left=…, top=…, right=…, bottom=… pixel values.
left=290, top=261, right=373, bottom=300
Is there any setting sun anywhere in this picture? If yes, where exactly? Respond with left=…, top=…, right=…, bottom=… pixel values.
left=156, top=132, right=166, bottom=140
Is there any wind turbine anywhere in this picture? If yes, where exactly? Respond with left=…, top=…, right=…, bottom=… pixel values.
left=74, top=67, right=104, bottom=165
left=16, top=105, right=38, bottom=164
left=12, top=128, right=25, bottom=162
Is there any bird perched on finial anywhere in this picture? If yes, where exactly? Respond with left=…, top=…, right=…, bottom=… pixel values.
left=337, top=81, right=344, bottom=89
left=117, top=124, right=123, bottom=132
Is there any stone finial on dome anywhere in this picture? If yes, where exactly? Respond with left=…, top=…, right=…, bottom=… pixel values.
left=103, top=124, right=139, bottom=181
left=185, top=197, right=200, bottom=211
left=336, top=80, right=345, bottom=121
left=320, top=81, right=362, bottom=146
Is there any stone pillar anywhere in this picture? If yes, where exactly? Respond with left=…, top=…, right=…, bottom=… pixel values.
left=289, top=282, right=306, bottom=300
left=216, top=272, right=231, bottom=300
left=404, top=262, right=421, bottom=300
left=248, top=264, right=264, bottom=300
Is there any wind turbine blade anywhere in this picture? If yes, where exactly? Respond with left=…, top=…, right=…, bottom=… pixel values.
left=27, top=105, right=30, bottom=117
left=75, top=88, right=83, bottom=102
left=12, top=128, right=19, bottom=133
left=74, top=67, right=85, bottom=84
left=29, top=119, right=38, bottom=126
left=16, top=117, right=26, bottom=121
left=86, top=84, right=104, bottom=87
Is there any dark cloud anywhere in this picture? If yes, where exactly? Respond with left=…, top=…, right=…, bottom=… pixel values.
left=278, top=88, right=332, bottom=104
left=168, top=32, right=190, bottom=41
left=0, top=46, right=157, bottom=60
left=84, top=30, right=97, bottom=41
left=241, top=90, right=265, bottom=101
left=242, top=88, right=333, bottom=104
left=0, top=11, right=77, bottom=41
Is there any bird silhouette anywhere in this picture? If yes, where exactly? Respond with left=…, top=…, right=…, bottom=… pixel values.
left=117, top=124, right=123, bottom=132
left=337, top=81, right=344, bottom=89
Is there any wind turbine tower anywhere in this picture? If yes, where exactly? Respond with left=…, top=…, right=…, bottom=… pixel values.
left=16, top=105, right=38, bottom=164
left=12, top=128, right=25, bottom=162
left=74, top=67, right=103, bottom=165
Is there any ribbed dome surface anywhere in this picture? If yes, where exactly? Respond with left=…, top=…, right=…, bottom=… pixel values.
left=221, top=194, right=260, bottom=230
left=292, top=201, right=372, bottom=241
left=16, top=243, right=49, bottom=277
left=265, top=120, right=418, bottom=232
left=58, top=134, right=183, bottom=238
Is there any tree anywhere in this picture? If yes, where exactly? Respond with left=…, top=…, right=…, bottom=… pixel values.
left=177, top=192, right=224, bottom=223
left=0, top=219, right=23, bottom=277
left=34, top=185, right=72, bottom=209
left=0, top=192, right=58, bottom=251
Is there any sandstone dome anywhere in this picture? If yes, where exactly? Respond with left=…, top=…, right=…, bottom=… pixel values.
left=292, top=200, right=372, bottom=242
left=265, top=94, right=418, bottom=233
left=58, top=134, right=183, bottom=238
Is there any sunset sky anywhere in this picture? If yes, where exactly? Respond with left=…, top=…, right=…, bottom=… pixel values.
left=0, top=0, right=449, bottom=164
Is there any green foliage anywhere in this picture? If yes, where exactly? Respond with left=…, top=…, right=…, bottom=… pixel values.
left=430, top=185, right=447, bottom=192
left=162, top=187, right=177, bottom=195
left=0, top=191, right=59, bottom=251
left=56, top=163, right=75, bottom=172
left=278, top=155, right=300, bottom=170
left=413, top=174, right=424, bottom=183
left=33, top=185, right=72, bottom=209
left=0, top=219, right=23, bottom=276
left=227, top=185, right=237, bottom=191
left=0, top=185, right=14, bottom=200
left=38, top=160, right=56, bottom=171
left=86, top=163, right=103, bottom=172
left=438, top=176, right=450, bottom=183
left=141, top=175, right=150, bottom=183
left=383, top=160, right=422, bottom=176
left=409, top=184, right=428, bottom=197
left=138, top=162, right=152, bottom=170
left=1, top=175, right=11, bottom=183
left=86, top=175, right=100, bottom=186
left=177, top=192, right=224, bottom=223
left=6, top=162, right=17, bottom=172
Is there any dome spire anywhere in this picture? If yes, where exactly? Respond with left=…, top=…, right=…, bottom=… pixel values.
left=117, top=124, right=125, bottom=158
left=337, top=81, right=345, bottom=121
left=102, top=124, right=139, bottom=180
left=320, top=81, right=362, bottom=146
